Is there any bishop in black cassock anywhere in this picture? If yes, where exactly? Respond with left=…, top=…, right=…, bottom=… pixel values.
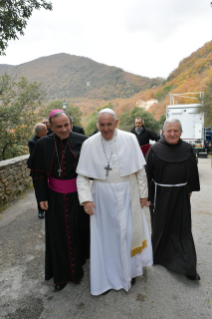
left=28, top=110, right=89, bottom=291
left=146, top=119, right=200, bottom=280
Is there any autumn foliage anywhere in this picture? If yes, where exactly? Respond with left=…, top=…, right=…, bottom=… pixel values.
left=1, top=39, right=212, bottom=152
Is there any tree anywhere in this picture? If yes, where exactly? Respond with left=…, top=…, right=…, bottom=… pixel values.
left=158, top=114, right=166, bottom=129
left=42, top=100, right=83, bottom=126
left=0, top=74, right=45, bottom=160
left=119, top=107, right=160, bottom=133
left=85, top=112, right=98, bottom=136
left=0, top=0, right=53, bottom=55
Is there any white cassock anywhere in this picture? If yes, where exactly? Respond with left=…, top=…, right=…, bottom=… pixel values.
left=76, top=129, right=153, bottom=295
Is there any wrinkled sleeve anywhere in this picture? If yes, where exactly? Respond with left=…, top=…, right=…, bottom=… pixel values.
left=28, top=141, right=35, bottom=156
left=27, top=141, right=46, bottom=172
left=77, top=174, right=93, bottom=205
left=149, top=130, right=160, bottom=142
left=33, top=171, right=49, bottom=203
left=145, top=148, right=154, bottom=201
left=188, top=151, right=200, bottom=193
left=135, top=167, right=148, bottom=198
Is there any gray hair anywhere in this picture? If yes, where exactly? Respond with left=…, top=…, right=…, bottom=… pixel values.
left=49, top=111, right=68, bottom=125
left=34, top=123, right=46, bottom=134
left=135, top=117, right=144, bottom=124
left=163, top=118, right=182, bottom=131
left=97, top=108, right=117, bottom=121
left=69, top=116, right=74, bottom=123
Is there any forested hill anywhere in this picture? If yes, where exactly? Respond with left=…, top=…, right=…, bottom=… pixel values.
left=136, top=40, right=212, bottom=119
left=0, top=53, right=162, bottom=100
left=167, top=41, right=212, bottom=86
left=165, top=40, right=212, bottom=91
left=1, top=41, right=212, bottom=121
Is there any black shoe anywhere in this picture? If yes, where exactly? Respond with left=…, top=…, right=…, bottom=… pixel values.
left=38, top=211, right=45, bottom=219
left=101, top=289, right=111, bottom=295
left=186, top=274, right=201, bottom=281
left=54, top=282, right=67, bottom=292
left=131, top=278, right=136, bottom=285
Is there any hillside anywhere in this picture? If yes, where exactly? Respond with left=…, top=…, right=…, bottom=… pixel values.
left=1, top=41, right=212, bottom=122
left=0, top=64, right=13, bottom=72
left=133, top=40, right=212, bottom=119
left=0, top=53, right=162, bottom=101
left=166, top=41, right=212, bottom=86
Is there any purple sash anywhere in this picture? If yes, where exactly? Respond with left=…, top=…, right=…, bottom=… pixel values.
left=49, top=176, right=77, bottom=194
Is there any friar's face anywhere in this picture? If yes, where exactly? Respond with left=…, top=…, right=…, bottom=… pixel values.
left=163, top=122, right=182, bottom=145
left=97, top=113, right=118, bottom=140
left=51, top=114, right=71, bottom=140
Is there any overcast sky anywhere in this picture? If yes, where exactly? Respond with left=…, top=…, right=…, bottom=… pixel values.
left=1, top=0, right=212, bottom=78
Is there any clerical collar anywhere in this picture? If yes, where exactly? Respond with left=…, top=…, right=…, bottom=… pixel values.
left=54, top=134, right=69, bottom=142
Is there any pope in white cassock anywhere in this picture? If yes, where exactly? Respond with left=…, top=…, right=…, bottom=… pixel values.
left=76, top=109, right=153, bottom=296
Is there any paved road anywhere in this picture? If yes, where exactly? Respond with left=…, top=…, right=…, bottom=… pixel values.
left=0, top=158, right=211, bottom=319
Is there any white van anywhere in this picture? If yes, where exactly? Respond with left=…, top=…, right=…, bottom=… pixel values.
left=166, top=103, right=205, bottom=150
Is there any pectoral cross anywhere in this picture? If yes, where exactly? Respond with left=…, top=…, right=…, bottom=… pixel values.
left=57, top=167, right=62, bottom=177
left=104, top=164, right=112, bottom=176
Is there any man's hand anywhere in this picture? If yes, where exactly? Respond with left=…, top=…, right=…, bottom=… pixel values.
left=83, top=201, right=96, bottom=215
left=140, top=198, right=148, bottom=208
left=146, top=201, right=151, bottom=207
left=40, top=201, right=49, bottom=210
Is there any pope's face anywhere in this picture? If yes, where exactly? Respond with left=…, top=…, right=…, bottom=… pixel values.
left=51, top=114, right=71, bottom=139
left=163, top=122, right=182, bottom=145
left=97, top=113, right=118, bottom=140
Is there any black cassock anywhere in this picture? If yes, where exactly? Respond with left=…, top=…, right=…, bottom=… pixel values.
left=146, top=137, right=200, bottom=276
left=28, top=132, right=89, bottom=285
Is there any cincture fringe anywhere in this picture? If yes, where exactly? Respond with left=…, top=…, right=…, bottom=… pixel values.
left=131, top=239, right=147, bottom=257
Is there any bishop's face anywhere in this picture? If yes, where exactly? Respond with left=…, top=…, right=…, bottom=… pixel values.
left=97, top=113, right=118, bottom=140
left=163, top=122, right=182, bottom=145
left=51, top=114, right=71, bottom=139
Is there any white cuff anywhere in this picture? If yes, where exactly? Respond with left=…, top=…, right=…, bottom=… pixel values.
left=77, top=175, right=93, bottom=205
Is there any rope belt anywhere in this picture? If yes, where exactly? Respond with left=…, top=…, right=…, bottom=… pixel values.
left=153, top=180, right=188, bottom=212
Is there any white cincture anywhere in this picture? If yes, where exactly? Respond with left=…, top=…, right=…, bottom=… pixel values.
left=153, top=180, right=188, bottom=212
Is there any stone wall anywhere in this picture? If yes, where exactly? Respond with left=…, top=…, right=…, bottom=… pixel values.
left=0, top=154, right=32, bottom=205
